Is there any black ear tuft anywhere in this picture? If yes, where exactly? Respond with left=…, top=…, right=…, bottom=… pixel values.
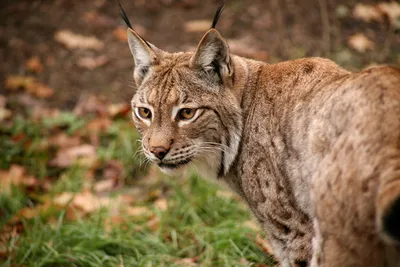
left=116, top=0, right=133, bottom=29
left=211, top=0, right=226, bottom=29
left=117, top=0, right=151, bottom=47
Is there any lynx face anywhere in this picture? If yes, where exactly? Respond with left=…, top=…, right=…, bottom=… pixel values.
left=129, top=32, right=242, bottom=177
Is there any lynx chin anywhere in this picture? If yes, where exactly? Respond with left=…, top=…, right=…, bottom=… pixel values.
left=118, top=1, right=400, bottom=266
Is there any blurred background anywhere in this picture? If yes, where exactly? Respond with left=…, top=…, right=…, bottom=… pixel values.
left=0, top=0, right=399, bottom=266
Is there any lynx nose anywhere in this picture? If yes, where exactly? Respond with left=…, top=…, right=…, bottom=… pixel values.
left=150, top=146, right=169, bottom=160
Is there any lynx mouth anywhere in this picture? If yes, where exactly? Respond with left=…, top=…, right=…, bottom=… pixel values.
left=158, top=158, right=192, bottom=169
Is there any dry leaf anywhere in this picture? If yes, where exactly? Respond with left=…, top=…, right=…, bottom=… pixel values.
left=352, top=4, right=382, bottom=23
left=25, top=56, right=44, bottom=73
left=378, top=2, right=400, bottom=27
left=107, top=103, right=130, bottom=118
left=146, top=216, right=160, bottom=231
left=55, top=30, right=104, bottom=51
left=5, top=75, right=53, bottom=98
left=49, top=133, right=82, bottom=149
left=256, top=234, right=274, bottom=256
left=0, top=96, right=11, bottom=121
left=73, top=94, right=108, bottom=116
left=50, top=144, right=97, bottom=168
left=154, top=198, right=168, bottom=211
left=184, top=20, right=212, bottom=32
left=53, top=192, right=74, bottom=206
left=73, top=190, right=101, bottom=213
left=348, top=33, right=375, bottom=53
left=94, top=179, right=115, bottom=193
left=103, top=160, right=124, bottom=181
left=113, top=27, right=128, bottom=42
left=77, top=56, right=109, bottom=70
left=0, top=165, right=39, bottom=193
left=174, top=258, right=198, bottom=266
left=125, top=206, right=152, bottom=217
left=83, top=11, right=114, bottom=27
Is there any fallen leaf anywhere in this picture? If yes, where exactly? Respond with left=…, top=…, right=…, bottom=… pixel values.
left=94, top=179, right=115, bottom=193
left=113, top=27, right=128, bottom=42
left=107, top=103, right=130, bottom=118
left=256, top=234, right=274, bottom=256
left=83, top=11, right=115, bottom=27
left=5, top=75, right=53, bottom=98
left=25, top=56, right=44, bottom=73
left=72, top=190, right=100, bottom=213
left=378, top=2, right=400, bottom=28
left=146, top=216, right=160, bottom=231
left=48, top=133, right=82, bottom=149
left=184, top=20, right=212, bottom=32
left=53, top=192, right=74, bottom=207
left=5, top=75, right=35, bottom=91
left=0, top=165, right=39, bottom=194
left=154, top=198, right=168, bottom=211
left=77, top=55, right=109, bottom=70
left=86, top=117, right=113, bottom=133
left=174, top=258, right=198, bottom=266
left=49, top=144, right=97, bottom=168
left=54, top=30, right=104, bottom=51
left=73, top=94, right=108, bottom=116
left=352, top=2, right=400, bottom=28
left=352, top=3, right=382, bottom=23
left=0, top=96, right=11, bottom=121
left=103, top=160, right=124, bottom=181
left=125, top=206, right=152, bottom=217
left=348, top=33, right=375, bottom=53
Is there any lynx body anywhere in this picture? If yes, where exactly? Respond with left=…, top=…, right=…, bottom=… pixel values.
left=120, top=2, right=400, bottom=266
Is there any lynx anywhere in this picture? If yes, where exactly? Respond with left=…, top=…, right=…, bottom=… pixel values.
left=118, top=1, right=400, bottom=266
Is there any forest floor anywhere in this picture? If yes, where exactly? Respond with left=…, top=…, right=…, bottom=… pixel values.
left=0, top=0, right=399, bottom=266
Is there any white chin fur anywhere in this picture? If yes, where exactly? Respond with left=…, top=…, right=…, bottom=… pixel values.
left=159, top=165, right=188, bottom=176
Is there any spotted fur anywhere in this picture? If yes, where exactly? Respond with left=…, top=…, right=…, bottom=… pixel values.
left=119, top=2, right=400, bottom=266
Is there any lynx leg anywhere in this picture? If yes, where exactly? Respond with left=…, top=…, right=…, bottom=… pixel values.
left=310, top=146, right=389, bottom=267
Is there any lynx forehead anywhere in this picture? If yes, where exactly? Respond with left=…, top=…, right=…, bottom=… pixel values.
left=119, top=1, right=400, bottom=266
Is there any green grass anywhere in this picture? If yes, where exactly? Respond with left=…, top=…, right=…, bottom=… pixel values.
left=0, top=112, right=274, bottom=266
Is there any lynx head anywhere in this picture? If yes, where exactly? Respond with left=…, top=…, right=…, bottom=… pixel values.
left=120, top=1, right=242, bottom=178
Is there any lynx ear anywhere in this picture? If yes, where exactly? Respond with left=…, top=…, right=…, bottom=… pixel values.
left=190, top=29, right=233, bottom=82
left=127, top=29, right=159, bottom=85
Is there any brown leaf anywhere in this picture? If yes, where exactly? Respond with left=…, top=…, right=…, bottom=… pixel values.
left=125, top=206, right=152, bottom=217
left=113, top=27, right=128, bottom=42
left=0, top=96, right=11, bottom=121
left=352, top=4, right=382, bottom=23
left=256, top=234, right=275, bottom=256
left=53, top=192, right=74, bottom=207
left=77, top=56, right=109, bottom=70
left=107, top=103, right=130, bottom=118
left=73, top=94, right=108, bottom=116
left=83, top=11, right=115, bottom=28
left=5, top=75, right=53, bottom=98
left=72, top=190, right=101, bottom=213
left=94, top=179, right=115, bottom=193
left=54, top=30, right=104, bottom=51
left=348, top=33, right=375, bottom=53
left=154, top=198, right=168, bottom=211
left=174, top=258, right=198, bottom=266
left=184, top=20, right=212, bottom=33
left=49, top=144, right=97, bottom=168
left=25, top=56, right=44, bottom=73
left=103, top=160, right=124, bottom=181
left=49, top=133, right=82, bottom=149
left=378, top=2, right=400, bottom=27
left=0, top=165, right=39, bottom=194
left=5, top=75, right=35, bottom=91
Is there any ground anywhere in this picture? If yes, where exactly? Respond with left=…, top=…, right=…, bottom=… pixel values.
left=0, top=0, right=399, bottom=266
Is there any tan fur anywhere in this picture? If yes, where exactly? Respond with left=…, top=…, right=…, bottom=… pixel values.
left=126, top=26, right=400, bottom=267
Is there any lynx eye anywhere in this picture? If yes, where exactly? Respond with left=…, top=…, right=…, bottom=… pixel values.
left=137, top=107, right=152, bottom=119
left=178, top=108, right=196, bottom=120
